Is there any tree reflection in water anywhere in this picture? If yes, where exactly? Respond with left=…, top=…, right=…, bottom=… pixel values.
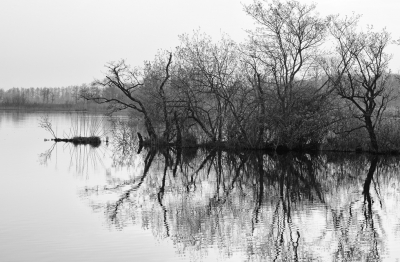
left=77, top=132, right=400, bottom=261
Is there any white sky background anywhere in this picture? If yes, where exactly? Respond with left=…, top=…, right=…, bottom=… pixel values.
left=0, top=0, right=399, bottom=89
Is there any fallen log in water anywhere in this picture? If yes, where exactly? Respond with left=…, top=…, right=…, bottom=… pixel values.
left=52, top=136, right=101, bottom=147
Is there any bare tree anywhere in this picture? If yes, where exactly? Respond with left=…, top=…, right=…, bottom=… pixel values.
left=244, top=0, right=333, bottom=149
left=81, top=53, right=173, bottom=142
left=326, top=16, right=396, bottom=152
left=239, top=51, right=268, bottom=146
left=174, top=32, right=245, bottom=143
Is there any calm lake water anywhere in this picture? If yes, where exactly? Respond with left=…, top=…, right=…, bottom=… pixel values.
left=1, top=111, right=400, bottom=262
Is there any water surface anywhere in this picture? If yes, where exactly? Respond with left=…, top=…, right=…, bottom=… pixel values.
left=1, top=111, right=400, bottom=261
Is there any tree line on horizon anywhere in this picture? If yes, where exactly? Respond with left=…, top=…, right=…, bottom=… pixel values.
left=0, top=85, right=103, bottom=110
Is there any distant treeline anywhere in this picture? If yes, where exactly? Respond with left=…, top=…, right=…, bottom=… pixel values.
left=0, top=85, right=105, bottom=111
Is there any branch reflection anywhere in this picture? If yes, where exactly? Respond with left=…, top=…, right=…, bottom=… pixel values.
left=79, top=139, right=400, bottom=261
left=36, top=120, right=398, bottom=261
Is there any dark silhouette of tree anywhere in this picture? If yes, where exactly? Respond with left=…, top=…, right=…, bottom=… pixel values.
left=244, top=0, right=334, bottom=149
left=326, top=16, right=397, bottom=152
left=81, top=53, right=173, bottom=142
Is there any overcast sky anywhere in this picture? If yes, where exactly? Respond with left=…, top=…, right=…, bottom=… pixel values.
left=0, top=0, right=399, bottom=89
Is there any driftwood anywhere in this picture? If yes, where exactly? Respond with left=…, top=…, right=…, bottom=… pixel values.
left=52, top=136, right=101, bottom=147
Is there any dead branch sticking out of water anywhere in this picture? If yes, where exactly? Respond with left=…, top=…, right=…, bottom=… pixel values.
left=39, top=115, right=57, bottom=139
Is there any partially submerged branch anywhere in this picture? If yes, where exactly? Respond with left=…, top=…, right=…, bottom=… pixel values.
left=39, top=115, right=103, bottom=147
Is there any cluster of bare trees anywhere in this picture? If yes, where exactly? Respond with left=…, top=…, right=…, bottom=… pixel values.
left=81, top=0, right=399, bottom=152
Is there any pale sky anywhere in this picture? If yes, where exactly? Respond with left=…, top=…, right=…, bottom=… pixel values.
left=0, top=0, right=399, bottom=89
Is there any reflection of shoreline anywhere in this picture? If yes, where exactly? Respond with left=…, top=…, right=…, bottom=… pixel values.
left=81, top=148, right=400, bottom=261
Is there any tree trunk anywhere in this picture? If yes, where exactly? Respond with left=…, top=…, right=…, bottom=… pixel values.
left=174, top=112, right=182, bottom=147
left=256, top=74, right=265, bottom=147
left=365, top=116, right=379, bottom=153
left=143, top=113, right=157, bottom=141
